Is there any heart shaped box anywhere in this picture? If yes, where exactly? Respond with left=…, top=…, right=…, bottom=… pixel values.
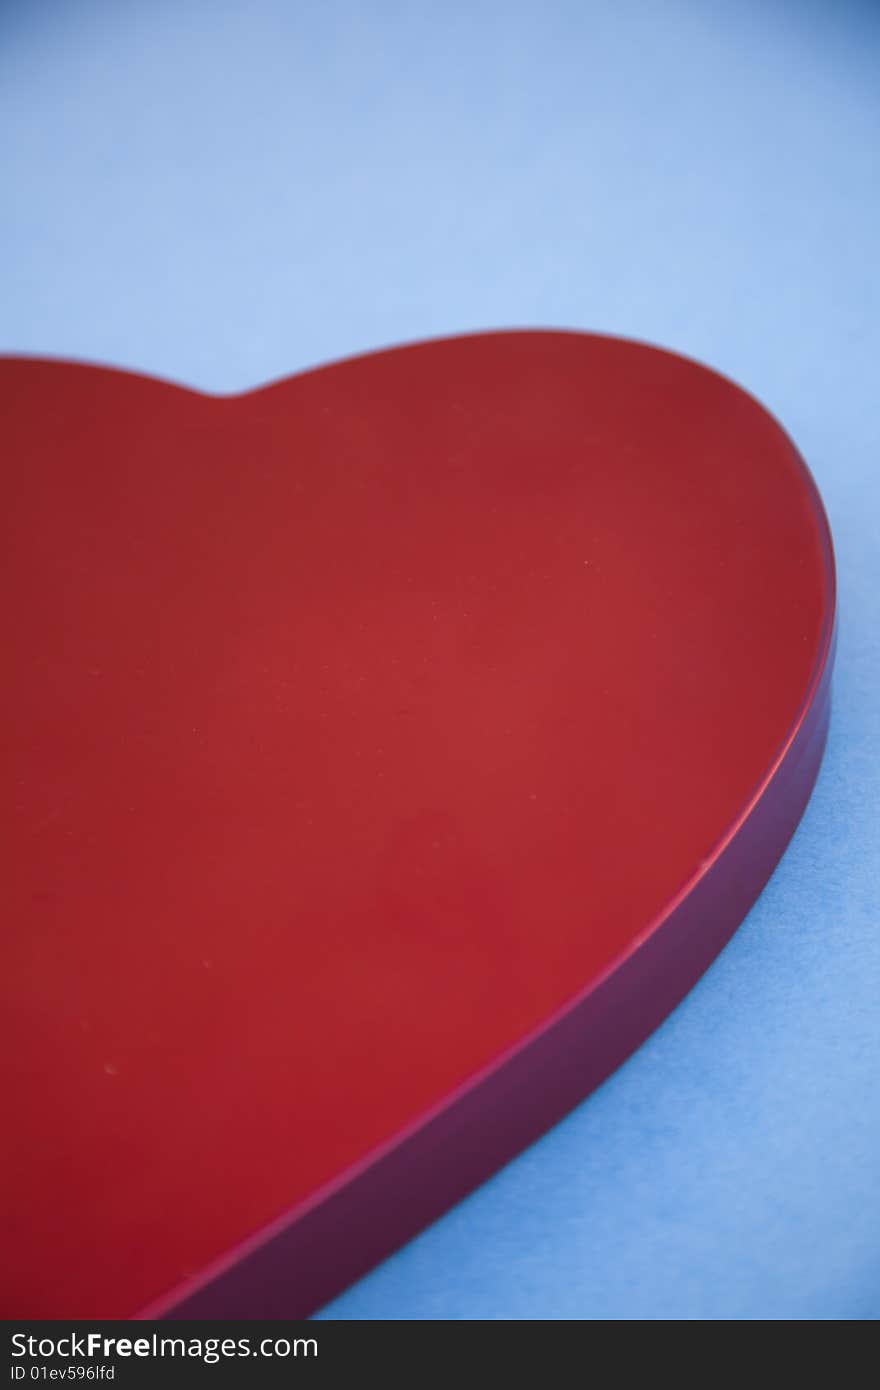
left=2, top=332, right=834, bottom=1318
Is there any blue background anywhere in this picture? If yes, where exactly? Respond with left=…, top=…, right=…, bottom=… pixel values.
left=2, top=0, right=878, bottom=1319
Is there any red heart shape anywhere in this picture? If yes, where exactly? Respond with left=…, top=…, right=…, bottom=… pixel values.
left=2, top=332, right=834, bottom=1318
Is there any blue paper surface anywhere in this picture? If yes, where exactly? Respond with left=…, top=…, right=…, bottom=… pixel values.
left=2, top=0, right=878, bottom=1320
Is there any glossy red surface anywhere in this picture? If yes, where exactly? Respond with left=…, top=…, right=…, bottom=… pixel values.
left=2, top=332, right=834, bottom=1318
